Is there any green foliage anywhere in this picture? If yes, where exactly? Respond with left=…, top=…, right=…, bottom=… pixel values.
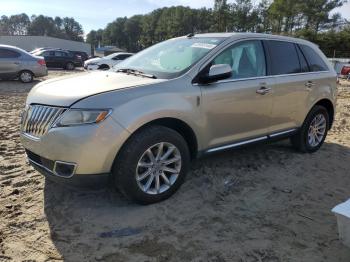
left=0, top=14, right=84, bottom=41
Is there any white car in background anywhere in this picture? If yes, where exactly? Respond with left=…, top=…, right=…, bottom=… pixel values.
left=84, top=52, right=133, bottom=70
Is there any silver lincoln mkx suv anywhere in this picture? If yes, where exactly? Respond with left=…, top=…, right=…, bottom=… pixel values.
left=21, top=33, right=337, bottom=204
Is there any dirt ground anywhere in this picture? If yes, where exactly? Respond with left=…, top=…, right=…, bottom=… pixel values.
left=0, top=70, right=350, bottom=262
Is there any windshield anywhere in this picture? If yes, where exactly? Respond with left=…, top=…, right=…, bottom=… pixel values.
left=113, top=37, right=225, bottom=79
left=104, top=53, right=119, bottom=59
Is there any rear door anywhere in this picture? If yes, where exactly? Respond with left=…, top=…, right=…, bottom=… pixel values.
left=264, top=40, right=312, bottom=133
left=199, top=40, right=274, bottom=148
left=0, top=48, right=21, bottom=78
left=42, top=51, right=55, bottom=68
left=54, top=51, right=66, bottom=68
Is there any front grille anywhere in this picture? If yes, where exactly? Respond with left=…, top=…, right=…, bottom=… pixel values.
left=21, top=105, right=66, bottom=138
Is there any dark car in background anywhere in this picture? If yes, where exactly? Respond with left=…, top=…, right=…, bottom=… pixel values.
left=33, top=49, right=82, bottom=70
left=69, top=51, right=89, bottom=61
left=0, top=44, right=47, bottom=83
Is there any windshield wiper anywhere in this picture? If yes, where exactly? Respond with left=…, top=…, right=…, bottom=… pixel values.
left=117, top=68, right=157, bottom=79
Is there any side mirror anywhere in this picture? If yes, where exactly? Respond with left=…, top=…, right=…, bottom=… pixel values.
left=199, top=64, right=232, bottom=84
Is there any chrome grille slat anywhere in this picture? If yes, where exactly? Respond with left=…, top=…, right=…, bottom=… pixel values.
left=21, top=105, right=66, bottom=139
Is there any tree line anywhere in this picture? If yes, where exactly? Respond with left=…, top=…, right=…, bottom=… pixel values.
left=0, top=13, right=84, bottom=41
left=86, top=0, right=350, bottom=57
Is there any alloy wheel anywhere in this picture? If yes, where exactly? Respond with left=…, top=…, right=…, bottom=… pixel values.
left=308, top=114, right=326, bottom=147
left=136, top=142, right=181, bottom=195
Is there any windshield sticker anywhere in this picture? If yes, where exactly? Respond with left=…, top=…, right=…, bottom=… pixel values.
left=191, top=43, right=217, bottom=49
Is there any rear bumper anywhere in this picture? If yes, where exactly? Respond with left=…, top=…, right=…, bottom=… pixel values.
left=32, top=66, right=48, bottom=77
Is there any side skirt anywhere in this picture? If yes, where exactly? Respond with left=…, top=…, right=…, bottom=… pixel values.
left=198, top=128, right=298, bottom=157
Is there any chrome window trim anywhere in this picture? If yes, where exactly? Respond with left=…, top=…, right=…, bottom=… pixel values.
left=193, top=70, right=330, bottom=86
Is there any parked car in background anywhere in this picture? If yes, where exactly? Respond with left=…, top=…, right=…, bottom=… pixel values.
left=69, top=51, right=89, bottom=61
left=33, top=49, right=82, bottom=70
left=30, top=47, right=62, bottom=54
left=340, top=64, right=350, bottom=79
left=21, top=33, right=336, bottom=204
left=84, top=52, right=133, bottom=70
left=0, top=44, right=47, bottom=83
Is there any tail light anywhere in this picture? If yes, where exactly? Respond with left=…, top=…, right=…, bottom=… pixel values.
left=37, top=59, right=46, bottom=66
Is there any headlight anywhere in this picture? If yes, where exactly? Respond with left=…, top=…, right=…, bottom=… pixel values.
left=53, top=109, right=112, bottom=127
left=87, top=62, right=97, bottom=66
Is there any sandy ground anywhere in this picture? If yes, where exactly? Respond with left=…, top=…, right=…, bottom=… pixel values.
left=0, top=71, right=350, bottom=262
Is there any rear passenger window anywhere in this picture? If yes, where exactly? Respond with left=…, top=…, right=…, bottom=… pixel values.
left=212, top=40, right=266, bottom=79
left=299, top=44, right=328, bottom=72
left=0, top=49, right=20, bottom=58
left=267, top=41, right=300, bottom=75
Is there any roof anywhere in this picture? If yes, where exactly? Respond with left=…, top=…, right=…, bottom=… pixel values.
left=192, top=32, right=315, bottom=46
left=0, top=44, right=27, bottom=52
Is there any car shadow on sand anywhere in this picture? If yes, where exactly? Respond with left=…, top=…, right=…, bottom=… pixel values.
left=43, top=140, right=350, bottom=261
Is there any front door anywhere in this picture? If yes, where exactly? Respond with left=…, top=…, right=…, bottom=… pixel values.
left=199, top=40, right=273, bottom=149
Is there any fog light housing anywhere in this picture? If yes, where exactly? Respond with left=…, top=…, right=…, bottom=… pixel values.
left=53, top=161, right=77, bottom=178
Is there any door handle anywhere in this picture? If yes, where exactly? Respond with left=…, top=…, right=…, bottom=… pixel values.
left=256, top=86, right=271, bottom=95
left=305, top=81, right=316, bottom=88
left=13, top=62, right=20, bottom=65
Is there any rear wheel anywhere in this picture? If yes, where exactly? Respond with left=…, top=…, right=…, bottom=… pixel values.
left=291, top=105, right=329, bottom=153
left=19, top=70, right=33, bottom=83
left=112, top=126, right=190, bottom=204
left=65, top=62, right=75, bottom=70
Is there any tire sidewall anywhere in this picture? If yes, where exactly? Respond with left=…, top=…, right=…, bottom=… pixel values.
left=301, top=106, right=329, bottom=152
left=66, top=62, right=75, bottom=70
left=19, top=71, right=33, bottom=83
left=113, top=126, right=190, bottom=204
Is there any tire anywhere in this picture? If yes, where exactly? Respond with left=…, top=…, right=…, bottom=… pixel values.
left=19, top=70, right=33, bottom=83
left=65, top=62, right=75, bottom=70
left=290, top=105, right=329, bottom=153
left=112, top=125, right=190, bottom=204
left=98, top=64, right=110, bottom=70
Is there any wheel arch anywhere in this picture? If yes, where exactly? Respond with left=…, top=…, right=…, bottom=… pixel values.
left=313, top=98, right=335, bottom=129
left=118, top=117, right=198, bottom=160
left=137, top=117, right=198, bottom=159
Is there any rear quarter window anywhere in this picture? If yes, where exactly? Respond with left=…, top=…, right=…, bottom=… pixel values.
left=266, top=40, right=301, bottom=75
left=299, top=44, right=328, bottom=72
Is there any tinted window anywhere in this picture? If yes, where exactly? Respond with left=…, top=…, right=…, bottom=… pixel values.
left=267, top=41, right=300, bottom=75
left=0, top=49, right=20, bottom=58
left=55, top=51, right=64, bottom=57
left=117, top=54, right=132, bottom=60
left=299, top=44, right=328, bottom=72
left=296, top=46, right=309, bottom=72
left=212, top=40, right=266, bottom=79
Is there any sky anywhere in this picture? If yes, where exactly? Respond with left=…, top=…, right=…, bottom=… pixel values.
left=1, top=0, right=350, bottom=34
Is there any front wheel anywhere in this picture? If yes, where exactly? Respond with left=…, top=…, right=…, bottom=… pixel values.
left=291, top=105, right=329, bottom=153
left=112, top=126, right=190, bottom=204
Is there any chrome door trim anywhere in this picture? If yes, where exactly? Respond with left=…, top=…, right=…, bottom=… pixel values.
left=204, top=128, right=298, bottom=154
left=269, top=128, right=297, bottom=138
left=206, top=136, right=268, bottom=153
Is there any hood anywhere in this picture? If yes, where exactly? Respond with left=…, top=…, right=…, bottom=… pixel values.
left=27, top=71, right=164, bottom=107
left=85, top=57, right=102, bottom=64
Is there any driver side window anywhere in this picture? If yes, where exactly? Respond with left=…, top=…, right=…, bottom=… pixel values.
left=212, top=40, right=266, bottom=79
